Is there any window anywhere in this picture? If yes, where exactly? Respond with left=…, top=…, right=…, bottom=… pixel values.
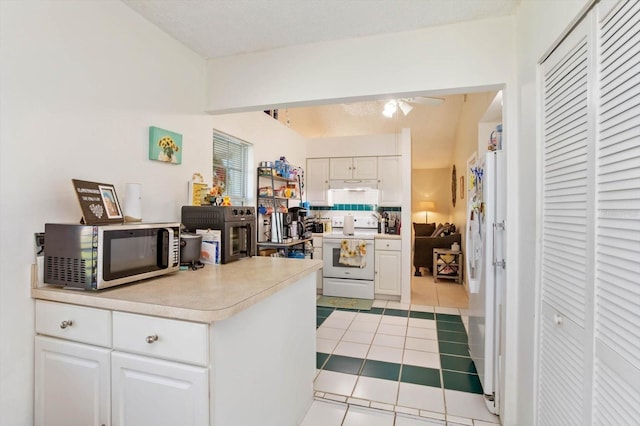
left=212, top=130, right=250, bottom=204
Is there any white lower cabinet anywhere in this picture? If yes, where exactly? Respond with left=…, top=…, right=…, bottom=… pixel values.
left=374, top=239, right=401, bottom=296
left=111, top=352, right=208, bottom=426
left=35, top=335, right=111, bottom=426
left=35, top=301, right=210, bottom=426
left=34, top=276, right=315, bottom=426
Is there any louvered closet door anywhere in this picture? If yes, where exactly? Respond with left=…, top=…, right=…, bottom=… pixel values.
left=592, top=1, right=640, bottom=424
left=539, top=17, right=594, bottom=426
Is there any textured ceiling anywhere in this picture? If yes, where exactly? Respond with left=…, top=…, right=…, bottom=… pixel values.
left=122, top=0, right=521, bottom=59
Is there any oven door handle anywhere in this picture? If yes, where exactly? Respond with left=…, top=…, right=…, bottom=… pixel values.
left=242, top=223, right=252, bottom=257
left=245, top=223, right=253, bottom=257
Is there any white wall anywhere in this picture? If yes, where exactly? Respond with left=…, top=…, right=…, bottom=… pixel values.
left=213, top=111, right=308, bottom=170
left=306, top=133, right=399, bottom=158
left=450, top=91, right=498, bottom=245
left=204, top=18, right=513, bottom=113
left=0, top=4, right=205, bottom=423
left=411, top=168, right=451, bottom=225
left=0, top=2, right=306, bottom=424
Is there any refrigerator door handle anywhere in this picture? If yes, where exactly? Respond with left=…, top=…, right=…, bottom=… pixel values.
left=492, top=221, right=506, bottom=268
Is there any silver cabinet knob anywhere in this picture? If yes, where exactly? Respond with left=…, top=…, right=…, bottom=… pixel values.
left=60, top=320, right=73, bottom=329
left=146, top=334, right=159, bottom=344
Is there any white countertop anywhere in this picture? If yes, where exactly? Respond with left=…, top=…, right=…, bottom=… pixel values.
left=375, top=233, right=401, bottom=240
left=32, top=257, right=322, bottom=323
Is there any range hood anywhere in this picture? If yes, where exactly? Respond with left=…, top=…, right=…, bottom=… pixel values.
left=329, top=179, right=378, bottom=190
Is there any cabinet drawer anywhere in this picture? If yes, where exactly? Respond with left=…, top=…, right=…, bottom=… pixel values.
left=35, top=300, right=111, bottom=347
left=113, top=312, right=209, bottom=366
left=375, top=239, right=401, bottom=251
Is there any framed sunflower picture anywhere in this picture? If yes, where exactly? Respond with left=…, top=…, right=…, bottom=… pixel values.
left=149, top=126, right=182, bottom=164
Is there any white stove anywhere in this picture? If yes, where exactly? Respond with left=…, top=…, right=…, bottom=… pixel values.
left=322, top=215, right=378, bottom=299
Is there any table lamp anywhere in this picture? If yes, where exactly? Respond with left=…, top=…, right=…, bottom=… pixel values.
left=419, top=201, right=436, bottom=223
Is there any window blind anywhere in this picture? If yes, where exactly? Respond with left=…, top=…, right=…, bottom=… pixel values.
left=212, top=131, right=249, bottom=202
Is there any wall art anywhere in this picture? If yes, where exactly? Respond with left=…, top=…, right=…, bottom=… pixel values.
left=149, top=126, right=182, bottom=164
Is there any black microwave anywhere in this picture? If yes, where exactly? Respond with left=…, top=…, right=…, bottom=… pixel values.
left=44, top=222, right=181, bottom=290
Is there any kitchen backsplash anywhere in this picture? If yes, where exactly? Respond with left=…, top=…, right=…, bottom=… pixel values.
left=307, top=188, right=401, bottom=232
left=309, top=204, right=400, bottom=212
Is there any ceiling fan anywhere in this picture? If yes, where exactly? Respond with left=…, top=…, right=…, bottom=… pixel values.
left=382, top=96, right=444, bottom=117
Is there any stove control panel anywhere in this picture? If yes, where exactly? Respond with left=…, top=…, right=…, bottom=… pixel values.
left=331, top=215, right=378, bottom=229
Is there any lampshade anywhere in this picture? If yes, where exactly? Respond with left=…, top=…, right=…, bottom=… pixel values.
left=419, top=201, right=436, bottom=211
left=419, top=201, right=436, bottom=223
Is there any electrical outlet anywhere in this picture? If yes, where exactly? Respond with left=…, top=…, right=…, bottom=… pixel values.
left=34, top=232, right=45, bottom=256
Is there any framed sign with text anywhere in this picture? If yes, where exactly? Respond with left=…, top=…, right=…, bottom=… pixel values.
left=72, top=179, right=124, bottom=225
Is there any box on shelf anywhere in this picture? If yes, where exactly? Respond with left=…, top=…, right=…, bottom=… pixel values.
left=258, top=186, right=273, bottom=197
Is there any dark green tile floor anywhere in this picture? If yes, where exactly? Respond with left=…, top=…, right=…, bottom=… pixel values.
left=316, top=305, right=484, bottom=395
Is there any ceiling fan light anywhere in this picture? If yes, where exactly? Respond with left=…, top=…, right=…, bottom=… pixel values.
left=382, top=100, right=397, bottom=118
left=398, top=101, right=413, bottom=115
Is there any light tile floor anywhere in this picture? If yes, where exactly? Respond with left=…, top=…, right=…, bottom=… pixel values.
left=302, top=273, right=499, bottom=425
left=411, top=269, right=469, bottom=308
left=301, top=397, right=500, bottom=426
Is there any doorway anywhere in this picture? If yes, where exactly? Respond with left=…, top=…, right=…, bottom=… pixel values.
left=242, top=88, right=504, bottom=424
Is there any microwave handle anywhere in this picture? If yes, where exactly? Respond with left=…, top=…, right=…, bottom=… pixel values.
left=157, top=228, right=170, bottom=268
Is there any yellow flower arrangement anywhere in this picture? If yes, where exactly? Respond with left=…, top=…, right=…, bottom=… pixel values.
left=158, top=136, right=180, bottom=161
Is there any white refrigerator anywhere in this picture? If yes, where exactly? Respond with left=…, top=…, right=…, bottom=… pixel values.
left=466, top=149, right=505, bottom=415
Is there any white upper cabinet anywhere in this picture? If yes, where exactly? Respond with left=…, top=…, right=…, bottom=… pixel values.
left=306, top=158, right=331, bottom=205
left=377, top=156, right=402, bottom=206
left=330, top=157, right=377, bottom=180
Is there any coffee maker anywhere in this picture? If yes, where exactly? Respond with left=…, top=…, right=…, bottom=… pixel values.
left=283, top=212, right=293, bottom=239
left=289, top=207, right=311, bottom=238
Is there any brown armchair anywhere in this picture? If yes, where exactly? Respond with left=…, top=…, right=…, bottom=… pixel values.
left=413, top=223, right=461, bottom=276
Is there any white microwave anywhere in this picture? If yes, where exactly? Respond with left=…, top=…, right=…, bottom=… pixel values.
left=44, top=222, right=180, bottom=290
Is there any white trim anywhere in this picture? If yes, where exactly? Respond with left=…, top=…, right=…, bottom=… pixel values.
left=539, top=0, right=598, bottom=64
